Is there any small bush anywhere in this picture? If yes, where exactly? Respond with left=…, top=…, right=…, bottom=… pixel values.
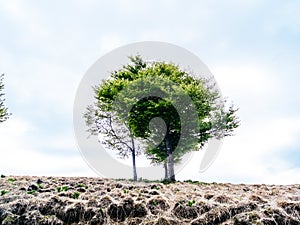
left=56, top=186, right=69, bottom=192
left=73, top=192, right=80, bottom=199
left=187, top=200, right=196, bottom=207
left=8, top=178, right=15, bottom=183
left=62, top=185, right=69, bottom=191
left=1, top=189, right=8, bottom=196
left=56, top=186, right=62, bottom=192
left=184, top=179, right=199, bottom=184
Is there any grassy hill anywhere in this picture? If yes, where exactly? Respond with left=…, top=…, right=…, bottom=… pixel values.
left=0, top=176, right=299, bottom=224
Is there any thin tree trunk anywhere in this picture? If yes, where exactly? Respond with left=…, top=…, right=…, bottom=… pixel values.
left=163, top=161, right=168, bottom=179
left=132, top=147, right=137, bottom=181
left=130, top=130, right=138, bottom=181
left=166, top=130, right=175, bottom=182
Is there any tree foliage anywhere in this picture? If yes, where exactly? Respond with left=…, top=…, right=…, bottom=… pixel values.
left=0, top=74, right=10, bottom=123
left=84, top=56, right=147, bottom=180
left=84, top=55, right=239, bottom=181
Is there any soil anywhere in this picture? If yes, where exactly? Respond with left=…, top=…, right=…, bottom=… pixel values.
left=0, top=176, right=299, bottom=224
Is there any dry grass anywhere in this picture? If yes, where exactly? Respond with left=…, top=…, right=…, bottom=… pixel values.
left=0, top=176, right=299, bottom=224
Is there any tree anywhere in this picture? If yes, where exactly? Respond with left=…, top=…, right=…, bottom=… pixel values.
left=85, top=55, right=239, bottom=182
left=85, top=102, right=142, bottom=181
left=0, top=74, right=10, bottom=123
left=84, top=56, right=147, bottom=181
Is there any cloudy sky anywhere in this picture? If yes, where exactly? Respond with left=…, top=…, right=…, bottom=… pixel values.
left=0, top=0, right=300, bottom=184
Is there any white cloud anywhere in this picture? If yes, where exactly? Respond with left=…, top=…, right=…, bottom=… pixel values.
left=0, top=116, right=95, bottom=176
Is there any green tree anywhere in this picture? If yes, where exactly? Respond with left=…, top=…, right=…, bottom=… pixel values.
left=84, top=56, right=147, bottom=181
left=85, top=56, right=239, bottom=182
left=115, top=59, right=239, bottom=181
left=0, top=74, right=10, bottom=123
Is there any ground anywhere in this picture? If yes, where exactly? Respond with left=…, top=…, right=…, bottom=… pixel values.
left=0, top=176, right=299, bottom=224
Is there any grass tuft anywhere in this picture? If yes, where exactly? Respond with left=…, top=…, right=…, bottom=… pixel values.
left=1, top=189, right=8, bottom=196
left=72, top=192, right=80, bottom=199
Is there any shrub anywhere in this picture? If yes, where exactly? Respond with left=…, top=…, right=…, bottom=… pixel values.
left=1, top=189, right=8, bottom=196
left=62, top=185, right=69, bottom=191
left=7, top=178, right=15, bottom=184
left=56, top=186, right=62, bottom=192
left=73, top=192, right=80, bottom=199
left=187, top=200, right=196, bottom=207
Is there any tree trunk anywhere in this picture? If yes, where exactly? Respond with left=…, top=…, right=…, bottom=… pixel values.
left=130, top=130, right=138, bottom=181
left=132, top=147, right=137, bottom=181
left=163, top=161, right=168, bottom=179
left=166, top=131, right=175, bottom=182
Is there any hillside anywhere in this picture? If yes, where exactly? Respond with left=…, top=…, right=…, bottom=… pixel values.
left=0, top=176, right=299, bottom=224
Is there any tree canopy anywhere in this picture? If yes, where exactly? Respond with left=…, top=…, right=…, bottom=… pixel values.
left=0, top=74, right=10, bottom=123
left=85, top=55, right=239, bottom=181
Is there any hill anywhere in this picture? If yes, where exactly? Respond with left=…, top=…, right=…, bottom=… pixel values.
left=0, top=176, right=299, bottom=224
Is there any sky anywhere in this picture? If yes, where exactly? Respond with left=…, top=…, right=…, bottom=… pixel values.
left=0, top=0, right=300, bottom=184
